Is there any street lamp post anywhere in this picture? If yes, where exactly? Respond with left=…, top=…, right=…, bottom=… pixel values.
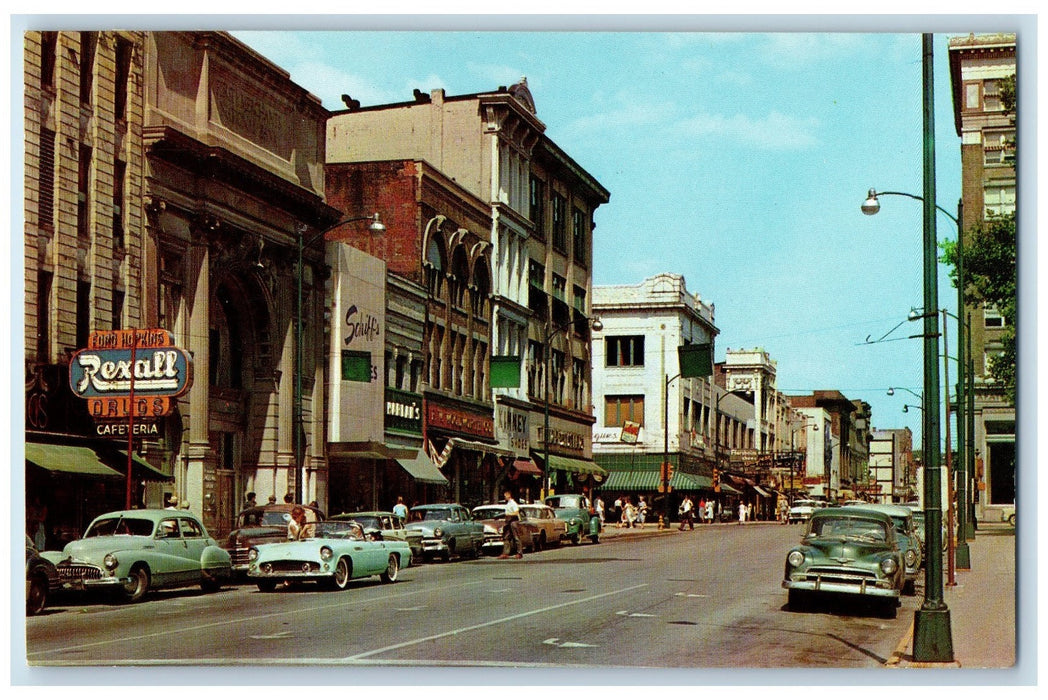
left=295, top=213, right=385, bottom=504
left=541, top=315, right=602, bottom=500
left=860, top=34, right=953, bottom=663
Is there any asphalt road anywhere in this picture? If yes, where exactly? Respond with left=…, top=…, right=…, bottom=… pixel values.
left=25, top=522, right=922, bottom=670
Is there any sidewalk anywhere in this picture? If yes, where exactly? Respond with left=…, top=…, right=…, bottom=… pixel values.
left=890, top=521, right=1017, bottom=669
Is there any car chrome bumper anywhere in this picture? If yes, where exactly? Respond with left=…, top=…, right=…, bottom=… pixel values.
left=782, top=578, right=900, bottom=599
left=420, top=539, right=449, bottom=553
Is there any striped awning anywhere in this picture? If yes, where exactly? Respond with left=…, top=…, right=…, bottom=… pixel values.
left=512, top=458, right=542, bottom=475
left=597, top=470, right=710, bottom=492
left=535, top=453, right=608, bottom=478
left=395, top=451, right=449, bottom=485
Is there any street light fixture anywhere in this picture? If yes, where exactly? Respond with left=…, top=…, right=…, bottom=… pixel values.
left=295, top=213, right=385, bottom=503
left=541, top=315, right=602, bottom=501
left=858, top=33, right=953, bottom=663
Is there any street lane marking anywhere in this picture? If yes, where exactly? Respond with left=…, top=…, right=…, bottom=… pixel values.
left=615, top=610, right=656, bottom=617
left=543, top=637, right=598, bottom=648
left=674, top=593, right=708, bottom=598
left=343, top=583, right=648, bottom=661
left=249, top=631, right=293, bottom=640
left=26, top=580, right=487, bottom=658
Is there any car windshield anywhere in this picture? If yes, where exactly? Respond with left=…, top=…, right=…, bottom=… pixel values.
left=313, top=522, right=364, bottom=540
left=416, top=509, right=452, bottom=522
left=473, top=507, right=505, bottom=520
left=521, top=507, right=546, bottom=519
left=808, top=517, right=888, bottom=542
left=85, top=517, right=156, bottom=537
left=349, top=515, right=381, bottom=530
left=546, top=496, right=582, bottom=509
left=792, top=501, right=817, bottom=509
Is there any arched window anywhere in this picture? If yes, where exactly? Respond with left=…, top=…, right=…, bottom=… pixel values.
left=472, top=260, right=490, bottom=318
left=211, top=284, right=244, bottom=390
left=424, top=236, right=445, bottom=298
left=450, top=246, right=469, bottom=308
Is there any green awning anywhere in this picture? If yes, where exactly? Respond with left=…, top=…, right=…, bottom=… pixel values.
left=596, top=469, right=710, bottom=491
left=116, top=450, right=174, bottom=482
left=396, top=451, right=449, bottom=485
left=329, top=441, right=418, bottom=460
left=25, top=443, right=123, bottom=478
left=536, top=453, right=608, bottom=478
left=717, top=482, right=741, bottom=494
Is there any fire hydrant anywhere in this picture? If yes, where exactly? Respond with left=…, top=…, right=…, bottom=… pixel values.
left=658, top=515, right=666, bottom=530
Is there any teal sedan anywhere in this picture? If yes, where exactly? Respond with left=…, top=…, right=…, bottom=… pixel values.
left=41, top=509, right=232, bottom=603
left=544, top=494, right=600, bottom=544
left=247, top=521, right=410, bottom=591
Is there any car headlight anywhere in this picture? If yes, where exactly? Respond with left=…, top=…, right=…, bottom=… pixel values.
left=904, top=549, right=919, bottom=567
left=320, top=546, right=333, bottom=561
left=248, top=547, right=259, bottom=562
left=103, top=553, right=118, bottom=570
left=881, top=557, right=898, bottom=575
left=787, top=551, right=805, bottom=567
left=433, top=528, right=444, bottom=538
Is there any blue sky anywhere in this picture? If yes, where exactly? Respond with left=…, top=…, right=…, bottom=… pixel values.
left=229, top=27, right=973, bottom=447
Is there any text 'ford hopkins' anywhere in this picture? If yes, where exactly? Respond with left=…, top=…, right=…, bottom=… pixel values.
left=69, top=347, right=194, bottom=398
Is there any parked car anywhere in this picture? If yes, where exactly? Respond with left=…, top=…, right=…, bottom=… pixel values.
left=330, top=511, right=423, bottom=559
left=520, top=503, right=568, bottom=549
left=544, top=494, right=600, bottom=544
left=406, top=503, right=485, bottom=561
left=909, top=509, right=949, bottom=555
left=40, top=509, right=232, bottom=603
left=787, top=499, right=821, bottom=524
left=782, top=507, right=904, bottom=618
left=26, top=535, right=59, bottom=616
left=472, top=504, right=539, bottom=555
left=1000, top=505, right=1016, bottom=527
left=248, top=520, right=410, bottom=591
left=843, top=503, right=922, bottom=594
left=223, top=503, right=324, bottom=575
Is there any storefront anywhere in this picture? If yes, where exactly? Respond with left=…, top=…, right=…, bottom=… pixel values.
left=425, top=395, right=506, bottom=508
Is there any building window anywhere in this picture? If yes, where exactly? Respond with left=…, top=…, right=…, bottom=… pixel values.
left=529, top=175, right=545, bottom=239
left=572, top=358, right=586, bottom=411
left=158, top=253, right=182, bottom=332
left=424, top=237, right=445, bottom=298
left=111, top=289, right=124, bottom=330
left=36, top=270, right=52, bottom=361
left=984, top=305, right=1005, bottom=328
left=112, top=159, right=126, bottom=249
left=79, top=31, right=96, bottom=104
left=114, top=37, right=133, bottom=121
left=527, top=340, right=544, bottom=397
left=40, top=32, right=58, bottom=89
left=38, top=128, right=55, bottom=231
left=551, top=192, right=567, bottom=252
left=550, top=349, right=565, bottom=403
left=572, top=207, right=588, bottom=267
left=78, top=145, right=91, bottom=239
left=76, top=281, right=91, bottom=349
left=551, top=274, right=570, bottom=327
left=605, top=335, right=645, bottom=367
left=964, top=82, right=981, bottom=111
left=528, top=259, right=547, bottom=320
left=605, top=394, right=645, bottom=427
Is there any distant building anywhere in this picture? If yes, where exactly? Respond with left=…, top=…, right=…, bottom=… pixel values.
left=787, top=391, right=871, bottom=502
left=869, top=428, right=915, bottom=503
left=948, top=32, right=1016, bottom=523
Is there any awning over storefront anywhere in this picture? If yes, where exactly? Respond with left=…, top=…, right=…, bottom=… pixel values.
left=597, top=470, right=710, bottom=491
left=512, top=458, right=542, bottom=475
left=753, top=484, right=772, bottom=498
left=329, top=441, right=418, bottom=460
left=717, top=482, right=741, bottom=495
left=115, top=450, right=174, bottom=482
left=536, top=453, right=608, bottom=478
left=25, top=443, right=123, bottom=478
left=449, top=437, right=514, bottom=457
left=395, top=451, right=449, bottom=485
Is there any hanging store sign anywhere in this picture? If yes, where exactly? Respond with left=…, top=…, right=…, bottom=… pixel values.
left=385, top=388, right=423, bottom=435
left=69, top=347, right=193, bottom=398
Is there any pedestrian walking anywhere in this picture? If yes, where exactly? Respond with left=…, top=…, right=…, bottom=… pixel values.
left=678, top=496, right=695, bottom=530
left=738, top=501, right=747, bottom=524
left=393, top=496, right=409, bottom=521
left=595, top=496, right=605, bottom=524
left=637, top=496, right=649, bottom=524
left=498, top=490, right=523, bottom=559
left=245, top=492, right=257, bottom=509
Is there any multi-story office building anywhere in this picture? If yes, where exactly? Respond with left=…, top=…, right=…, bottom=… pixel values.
left=324, top=80, right=608, bottom=506
left=869, top=428, right=915, bottom=503
left=592, top=274, right=751, bottom=512
left=24, top=31, right=339, bottom=539
left=948, top=33, right=1017, bottom=523
left=787, top=391, right=870, bottom=502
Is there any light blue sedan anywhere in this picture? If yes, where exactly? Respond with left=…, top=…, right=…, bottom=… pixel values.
left=247, top=521, right=411, bottom=592
left=41, top=509, right=232, bottom=603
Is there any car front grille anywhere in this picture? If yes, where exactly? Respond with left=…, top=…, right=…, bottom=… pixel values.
left=259, top=560, right=320, bottom=574
left=800, top=566, right=879, bottom=586
left=57, top=564, right=103, bottom=581
left=231, top=547, right=251, bottom=568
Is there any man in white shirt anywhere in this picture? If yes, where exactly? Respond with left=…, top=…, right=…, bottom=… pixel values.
left=498, top=490, right=523, bottom=559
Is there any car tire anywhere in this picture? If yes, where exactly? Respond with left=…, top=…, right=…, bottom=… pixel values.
left=200, top=570, right=222, bottom=593
left=26, top=572, right=48, bottom=616
left=256, top=579, right=278, bottom=592
left=570, top=531, right=580, bottom=545
left=903, top=579, right=916, bottom=596
left=536, top=533, right=546, bottom=552
left=380, top=554, right=399, bottom=583
left=121, top=565, right=150, bottom=604
left=589, top=534, right=599, bottom=544
left=444, top=540, right=455, bottom=562
left=1008, top=514, right=1016, bottom=527
left=328, top=557, right=351, bottom=590
left=879, top=599, right=899, bottom=619
left=787, top=589, right=807, bottom=612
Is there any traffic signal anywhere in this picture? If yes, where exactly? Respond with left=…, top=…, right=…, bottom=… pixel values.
left=712, top=467, right=720, bottom=492
left=660, top=461, right=674, bottom=483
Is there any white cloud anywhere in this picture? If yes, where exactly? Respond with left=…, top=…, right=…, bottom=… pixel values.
left=758, top=33, right=872, bottom=68
left=565, top=100, right=677, bottom=134
left=291, top=61, right=400, bottom=109
left=673, top=110, right=820, bottom=150
left=465, top=62, right=529, bottom=90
